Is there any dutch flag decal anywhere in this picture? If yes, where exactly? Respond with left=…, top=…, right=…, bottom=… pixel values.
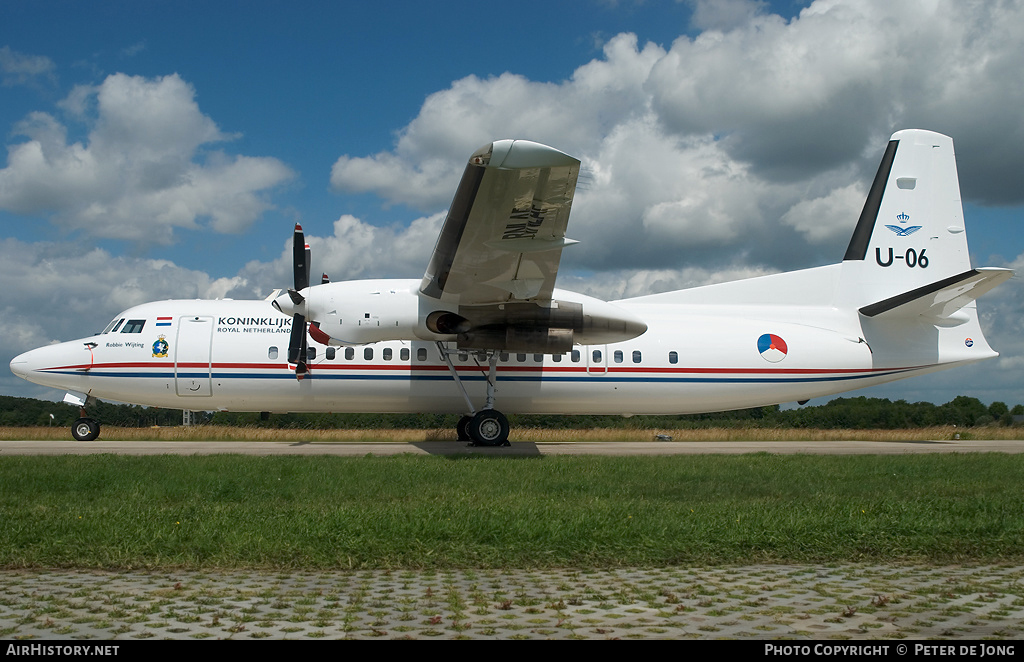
left=156, top=317, right=173, bottom=327
left=757, top=333, right=788, bottom=363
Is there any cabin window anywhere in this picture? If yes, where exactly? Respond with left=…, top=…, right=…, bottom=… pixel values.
left=592, top=350, right=602, bottom=363
left=364, top=348, right=373, bottom=360
left=458, top=352, right=468, bottom=362
left=268, top=346, right=279, bottom=360
left=552, top=353, right=562, bottom=363
left=307, top=347, right=316, bottom=360
left=517, top=353, right=526, bottom=362
left=417, top=347, right=427, bottom=361
left=121, top=319, right=146, bottom=333
left=401, top=348, right=410, bottom=361
left=499, top=352, right=509, bottom=362
left=614, top=350, right=623, bottom=363
left=669, top=351, right=678, bottom=364
left=326, top=347, right=336, bottom=360
left=345, top=347, right=355, bottom=360
left=632, top=350, right=642, bottom=363
left=533, top=353, right=544, bottom=362
left=383, top=348, right=393, bottom=361
left=571, top=350, right=581, bottom=363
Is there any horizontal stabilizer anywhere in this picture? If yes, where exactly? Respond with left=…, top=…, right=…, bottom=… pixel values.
left=859, top=267, right=1013, bottom=321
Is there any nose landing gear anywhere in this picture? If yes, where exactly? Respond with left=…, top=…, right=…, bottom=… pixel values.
left=71, top=416, right=100, bottom=441
left=64, top=392, right=100, bottom=441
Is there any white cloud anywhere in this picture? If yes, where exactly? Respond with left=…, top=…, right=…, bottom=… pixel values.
left=234, top=212, right=448, bottom=297
left=0, top=46, right=56, bottom=87
left=0, top=73, right=294, bottom=243
left=0, top=237, right=263, bottom=374
left=330, top=33, right=666, bottom=210
left=780, top=182, right=865, bottom=243
left=328, top=0, right=1024, bottom=280
left=687, top=0, right=768, bottom=32
left=648, top=0, right=1024, bottom=194
left=0, top=236, right=268, bottom=398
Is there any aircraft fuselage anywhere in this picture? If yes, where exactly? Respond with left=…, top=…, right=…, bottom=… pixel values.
left=11, top=276, right=991, bottom=417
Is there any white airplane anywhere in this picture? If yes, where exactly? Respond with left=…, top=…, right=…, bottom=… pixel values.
left=9, top=129, right=1013, bottom=445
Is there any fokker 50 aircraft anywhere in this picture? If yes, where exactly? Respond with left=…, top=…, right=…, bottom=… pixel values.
left=10, top=129, right=1013, bottom=445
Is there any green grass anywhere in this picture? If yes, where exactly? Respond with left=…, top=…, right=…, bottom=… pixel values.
left=2, top=453, right=1023, bottom=569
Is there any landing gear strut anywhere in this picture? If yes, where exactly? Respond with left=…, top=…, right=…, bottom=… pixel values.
left=438, top=343, right=510, bottom=446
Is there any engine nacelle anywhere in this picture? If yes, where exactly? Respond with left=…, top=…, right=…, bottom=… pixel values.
left=297, top=279, right=647, bottom=350
left=302, top=280, right=423, bottom=345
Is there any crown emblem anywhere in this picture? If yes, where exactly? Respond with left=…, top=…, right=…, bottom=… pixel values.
left=896, top=212, right=910, bottom=222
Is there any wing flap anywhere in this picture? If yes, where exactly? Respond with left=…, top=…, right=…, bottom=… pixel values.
left=420, top=140, right=580, bottom=305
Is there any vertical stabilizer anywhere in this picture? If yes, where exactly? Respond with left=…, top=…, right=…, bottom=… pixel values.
left=839, top=130, right=971, bottom=307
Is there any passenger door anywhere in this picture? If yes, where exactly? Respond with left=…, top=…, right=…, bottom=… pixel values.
left=175, top=316, right=213, bottom=397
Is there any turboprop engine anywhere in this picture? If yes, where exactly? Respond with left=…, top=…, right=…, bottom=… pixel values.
left=279, top=279, right=647, bottom=351
left=271, top=225, right=646, bottom=378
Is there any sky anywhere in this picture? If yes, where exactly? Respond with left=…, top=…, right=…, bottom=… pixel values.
left=1, top=0, right=1022, bottom=408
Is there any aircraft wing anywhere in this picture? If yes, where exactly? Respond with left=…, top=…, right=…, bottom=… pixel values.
left=420, top=140, right=581, bottom=305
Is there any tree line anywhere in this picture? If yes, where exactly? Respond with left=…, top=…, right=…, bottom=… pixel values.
left=1, top=394, right=1021, bottom=430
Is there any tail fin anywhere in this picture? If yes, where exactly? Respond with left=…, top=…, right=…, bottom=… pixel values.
left=839, top=129, right=978, bottom=309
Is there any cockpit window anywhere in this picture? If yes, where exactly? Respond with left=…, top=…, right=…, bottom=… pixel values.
left=120, top=319, right=146, bottom=333
left=102, top=318, right=126, bottom=334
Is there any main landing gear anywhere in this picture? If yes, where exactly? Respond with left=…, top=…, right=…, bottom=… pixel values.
left=439, top=343, right=511, bottom=447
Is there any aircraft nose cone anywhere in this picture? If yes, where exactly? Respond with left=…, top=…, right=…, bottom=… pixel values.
left=9, top=350, right=33, bottom=380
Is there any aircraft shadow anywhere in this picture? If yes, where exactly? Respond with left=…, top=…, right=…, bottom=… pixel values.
left=410, top=441, right=543, bottom=457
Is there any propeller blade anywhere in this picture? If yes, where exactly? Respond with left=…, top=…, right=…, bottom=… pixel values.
left=305, top=244, right=312, bottom=289
left=288, top=313, right=306, bottom=365
left=293, top=224, right=309, bottom=292
left=287, top=224, right=313, bottom=380
left=295, top=320, right=309, bottom=380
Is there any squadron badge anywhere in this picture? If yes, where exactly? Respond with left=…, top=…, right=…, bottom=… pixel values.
left=152, top=335, right=170, bottom=358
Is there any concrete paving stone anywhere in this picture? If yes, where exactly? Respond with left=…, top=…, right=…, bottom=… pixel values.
left=2, top=565, right=1024, bottom=640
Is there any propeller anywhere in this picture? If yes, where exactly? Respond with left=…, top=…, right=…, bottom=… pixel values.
left=271, top=225, right=336, bottom=379
left=273, top=224, right=312, bottom=380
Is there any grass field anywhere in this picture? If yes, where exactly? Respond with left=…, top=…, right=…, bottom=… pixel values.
left=2, top=453, right=1023, bottom=570
left=0, top=424, right=1018, bottom=441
